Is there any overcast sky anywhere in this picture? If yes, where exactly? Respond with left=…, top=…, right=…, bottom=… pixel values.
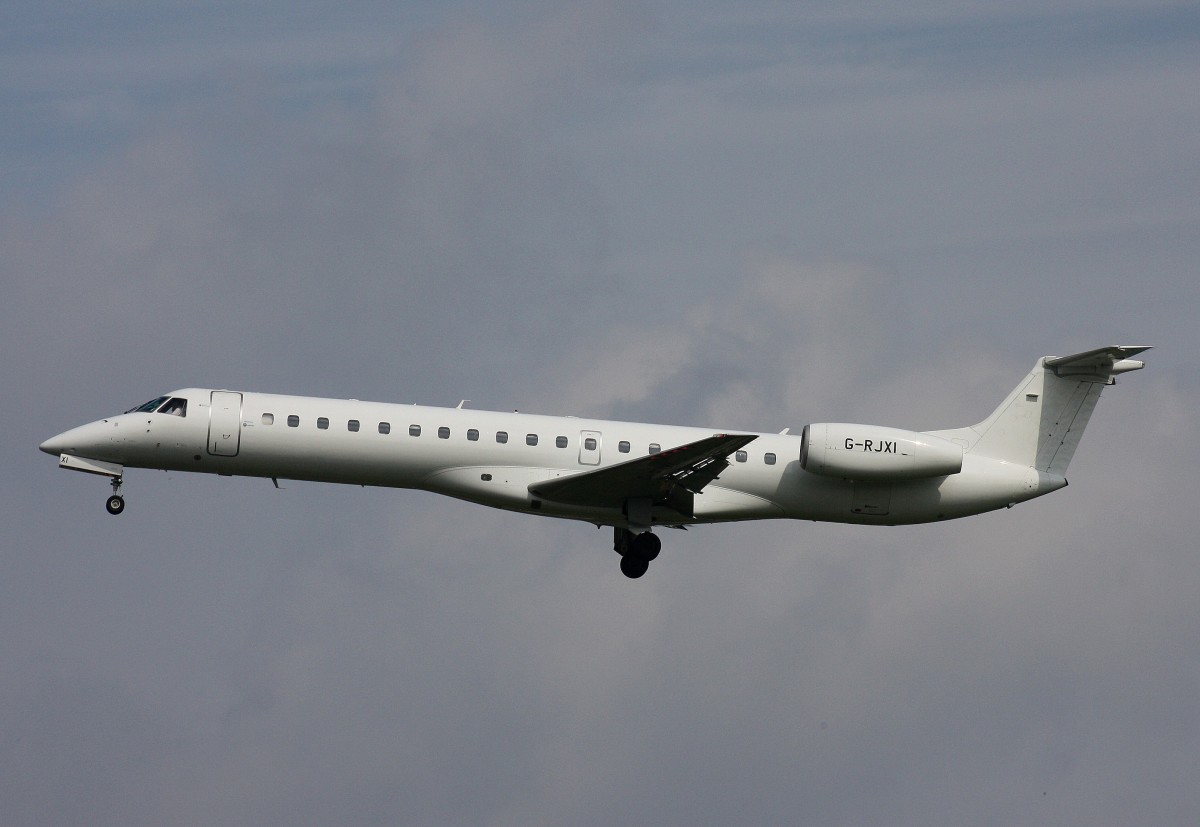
left=3, top=2, right=1198, bottom=825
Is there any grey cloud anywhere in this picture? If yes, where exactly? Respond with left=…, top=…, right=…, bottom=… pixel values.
left=5, top=11, right=640, bottom=409
left=3, top=3, right=1198, bottom=826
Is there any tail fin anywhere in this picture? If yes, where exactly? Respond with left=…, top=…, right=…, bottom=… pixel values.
left=930, top=346, right=1151, bottom=473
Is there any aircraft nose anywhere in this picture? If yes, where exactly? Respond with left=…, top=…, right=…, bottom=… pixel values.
left=40, top=422, right=109, bottom=457
left=40, top=432, right=70, bottom=455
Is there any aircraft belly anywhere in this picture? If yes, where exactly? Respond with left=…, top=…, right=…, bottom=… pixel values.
left=420, top=466, right=588, bottom=514
left=185, top=430, right=431, bottom=487
left=924, top=458, right=1037, bottom=514
left=228, top=453, right=427, bottom=487
left=775, top=456, right=1035, bottom=525
left=690, top=486, right=785, bottom=521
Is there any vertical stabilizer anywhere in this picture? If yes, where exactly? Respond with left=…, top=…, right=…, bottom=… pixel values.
left=930, top=346, right=1150, bottom=472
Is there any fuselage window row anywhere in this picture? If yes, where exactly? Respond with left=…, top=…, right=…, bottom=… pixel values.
left=255, top=413, right=694, bottom=461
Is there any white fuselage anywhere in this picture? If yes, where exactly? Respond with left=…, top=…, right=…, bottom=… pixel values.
left=41, top=388, right=1057, bottom=528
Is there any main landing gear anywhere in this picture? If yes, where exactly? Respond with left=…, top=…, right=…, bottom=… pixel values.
left=105, top=476, right=125, bottom=515
left=614, top=527, right=661, bottom=579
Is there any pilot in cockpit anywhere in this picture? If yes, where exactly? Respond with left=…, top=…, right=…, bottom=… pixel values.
left=159, top=398, right=187, bottom=417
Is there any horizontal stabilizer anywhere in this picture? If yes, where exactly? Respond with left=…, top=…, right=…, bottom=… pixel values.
left=1044, top=345, right=1151, bottom=379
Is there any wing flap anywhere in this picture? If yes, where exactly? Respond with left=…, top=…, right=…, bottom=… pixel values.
left=528, top=433, right=757, bottom=509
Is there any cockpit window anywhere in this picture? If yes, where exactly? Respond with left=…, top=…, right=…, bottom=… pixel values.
left=126, top=396, right=169, bottom=414
left=125, top=396, right=188, bottom=416
left=159, top=398, right=187, bottom=417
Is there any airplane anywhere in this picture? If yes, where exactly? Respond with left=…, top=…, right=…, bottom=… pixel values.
left=40, top=345, right=1149, bottom=578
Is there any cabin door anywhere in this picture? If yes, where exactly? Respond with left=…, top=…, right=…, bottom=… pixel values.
left=208, top=391, right=243, bottom=457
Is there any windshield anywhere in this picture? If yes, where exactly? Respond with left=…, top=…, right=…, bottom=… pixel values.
left=125, top=396, right=169, bottom=414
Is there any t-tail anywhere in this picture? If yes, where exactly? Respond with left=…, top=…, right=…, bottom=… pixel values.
left=931, top=345, right=1152, bottom=474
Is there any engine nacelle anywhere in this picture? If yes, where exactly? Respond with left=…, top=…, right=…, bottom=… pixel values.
left=800, top=423, right=963, bottom=480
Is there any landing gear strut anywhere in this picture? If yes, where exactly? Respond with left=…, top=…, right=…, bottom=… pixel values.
left=105, top=476, right=125, bottom=515
left=614, top=527, right=661, bottom=579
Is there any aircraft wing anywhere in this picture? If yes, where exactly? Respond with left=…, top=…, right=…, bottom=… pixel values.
left=528, top=433, right=757, bottom=510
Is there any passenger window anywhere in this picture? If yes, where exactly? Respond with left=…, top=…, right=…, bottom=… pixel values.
left=467, top=429, right=479, bottom=441
left=438, top=427, right=450, bottom=439
left=262, top=413, right=274, bottom=425
left=618, top=441, right=630, bottom=453
left=649, top=443, right=661, bottom=454
left=735, top=450, right=747, bottom=463
left=555, top=436, right=568, bottom=448
left=287, top=415, right=299, bottom=427
left=526, top=434, right=538, bottom=446
left=317, top=417, right=329, bottom=430
left=409, top=424, right=421, bottom=437
left=764, top=453, right=776, bottom=465
left=584, top=438, right=597, bottom=451
left=379, top=422, right=391, bottom=434
left=348, top=420, right=360, bottom=432
left=497, top=431, right=509, bottom=444
left=159, top=398, right=188, bottom=417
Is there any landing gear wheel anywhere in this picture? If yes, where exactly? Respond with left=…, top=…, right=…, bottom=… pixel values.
left=613, top=527, right=660, bottom=578
left=106, top=495, right=125, bottom=515
left=620, top=554, right=650, bottom=579
left=631, top=532, right=661, bottom=562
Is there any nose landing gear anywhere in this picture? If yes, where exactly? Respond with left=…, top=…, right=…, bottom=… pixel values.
left=52, top=454, right=128, bottom=516
left=614, top=527, right=661, bottom=579
left=105, top=476, right=125, bottom=515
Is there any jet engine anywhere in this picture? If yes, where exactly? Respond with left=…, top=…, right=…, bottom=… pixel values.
left=800, top=423, right=963, bottom=480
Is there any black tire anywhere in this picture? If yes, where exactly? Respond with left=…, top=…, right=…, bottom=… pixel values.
left=106, top=495, right=125, bottom=515
left=620, top=554, right=650, bottom=579
left=632, top=532, right=661, bottom=562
